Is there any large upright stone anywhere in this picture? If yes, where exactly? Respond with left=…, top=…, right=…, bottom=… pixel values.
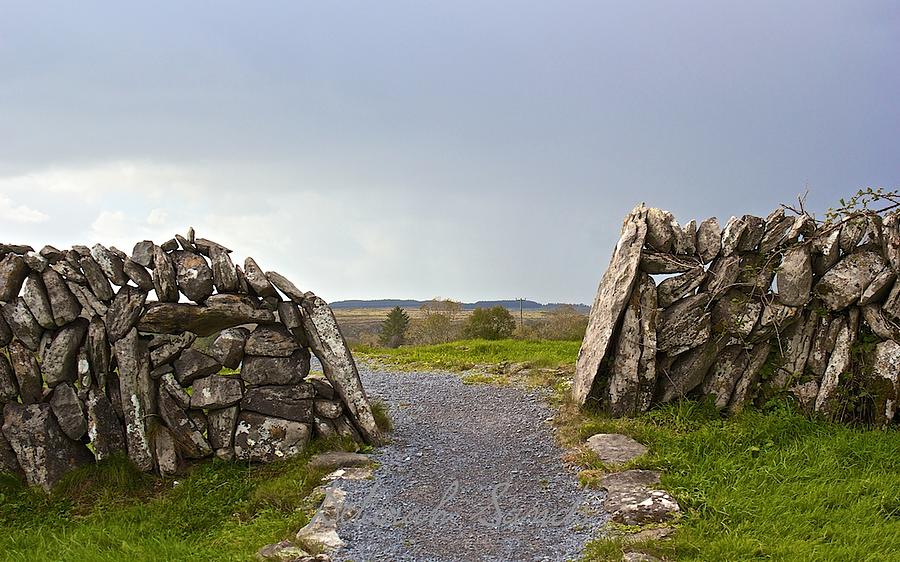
left=869, top=340, right=900, bottom=425
left=113, top=328, right=155, bottom=472
left=737, top=215, right=765, bottom=251
left=151, top=246, right=179, bottom=303
left=0, top=311, right=10, bottom=346
left=815, top=322, right=853, bottom=417
left=0, top=253, right=28, bottom=302
left=8, top=340, right=41, bottom=403
left=137, top=294, right=275, bottom=336
left=241, top=349, right=310, bottom=386
left=776, top=245, right=812, bottom=306
left=606, top=274, right=657, bottom=417
left=696, top=217, right=721, bottom=263
left=41, top=268, right=81, bottom=326
left=131, top=240, right=155, bottom=268
left=806, top=316, right=841, bottom=377
left=2, top=298, right=44, bottom=350
left=656, top=293, right=710, bottom=356
left=91, top=244, right=129, bottom=286
left=838, top=216, right=867, bottom=253
left=814, top=250, right=887, bottom=310
left=1, top=402, right=94, bottom=491
left=42, top=318, right=88, bottom=386
left=49, top=382, right=87, bottom=440
left=574, top=205, right=648, bottom=406
left=812, top=228, right=841, bottom=276
left=234, top=411, right=311, bottom=462
left=727, top=342, right=771, bottom=414
left=22, top=273, right=55, bottom=329
left=104, top=285, right=147, bottom=344
left=0, top=353, right=18, bottom=401
left=244, top=257, right=277, bottom=298
left=210, top=246, right=239, bottom=293
left=209, top=327, right=249, bottom=369
left=720, top=216, right=746, bottom=257
left=645, top=208, right=675, bottom=252
left=207, top=406, right=239, bottom=450
left=245, top=324, right=299, bottom=357
left=84, top=388, right=127, bottom=460
left=87, top=316, right=110, bottom=388
left=79, top=256, right=114, bottom=301
left=701, top=345, right=749, bottom=410
left=171, top=250, right=214, bottom=303
left=301, top=294, right=381, bottom=444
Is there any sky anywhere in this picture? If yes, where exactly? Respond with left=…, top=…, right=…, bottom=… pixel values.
left=1, top=1, right=898, bottom=304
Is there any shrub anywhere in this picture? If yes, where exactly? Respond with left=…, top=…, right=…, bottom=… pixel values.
left=378, top=306, right=410, bottom=348
left=462, top=306, right=516, bottom=340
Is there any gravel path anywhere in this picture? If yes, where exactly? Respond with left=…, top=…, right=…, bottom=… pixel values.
left=334, top=367, right=607, bottom=562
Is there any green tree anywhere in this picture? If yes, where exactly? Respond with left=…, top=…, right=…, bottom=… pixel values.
left=462, top=306, right=516, bottom=340
left=379, top=306, right=410, bottom=348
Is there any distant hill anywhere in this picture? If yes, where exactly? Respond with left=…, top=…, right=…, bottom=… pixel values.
left=329, top=299, right=589, bottom=314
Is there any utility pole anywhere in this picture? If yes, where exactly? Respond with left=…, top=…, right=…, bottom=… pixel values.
left=518, top=298, right=524, bottom=330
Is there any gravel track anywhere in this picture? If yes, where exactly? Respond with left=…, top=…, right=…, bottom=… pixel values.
left=334, top=367, right=607, bottom=562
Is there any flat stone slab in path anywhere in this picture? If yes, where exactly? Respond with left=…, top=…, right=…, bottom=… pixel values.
left=334, top=368, right=607, bottom=562
left=586, top=433, right=648, bottom=465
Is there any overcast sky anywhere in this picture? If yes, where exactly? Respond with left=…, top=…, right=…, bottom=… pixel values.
left=1, top=1, right=898, bottom=304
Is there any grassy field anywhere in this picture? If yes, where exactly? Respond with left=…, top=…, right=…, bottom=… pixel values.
left=0, top=437, right=359, bottom=562
left=354, top=338, right=581, bottom=371
left=358, top=338, right=900, bottom=561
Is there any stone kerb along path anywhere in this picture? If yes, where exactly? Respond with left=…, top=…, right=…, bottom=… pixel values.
left=575, top=204, right=900, bottom=424
left=0, top=232, right=380, bottom=490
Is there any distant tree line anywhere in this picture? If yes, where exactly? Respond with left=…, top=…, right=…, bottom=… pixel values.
left=373, top=298, right=587, bottom=347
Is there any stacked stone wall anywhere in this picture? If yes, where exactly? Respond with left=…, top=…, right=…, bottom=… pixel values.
left=0, top=232, right=380, bottom=490
left=574, top=205, right=900, bottom=425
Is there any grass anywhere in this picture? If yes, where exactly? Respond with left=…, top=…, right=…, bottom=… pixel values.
left=0, top=437, right=360, bottom=562
left=562, top=399, right=900, bottom=561
left=354, top=338, right=581, bottom=371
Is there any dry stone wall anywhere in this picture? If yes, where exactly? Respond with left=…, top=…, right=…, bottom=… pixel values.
left=0, top=232, right=380, bottom=490
left=574, top=204, right=900, bottom=425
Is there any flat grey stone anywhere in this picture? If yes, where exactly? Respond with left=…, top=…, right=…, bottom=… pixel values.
left=586, top=433, right=648, bottom=465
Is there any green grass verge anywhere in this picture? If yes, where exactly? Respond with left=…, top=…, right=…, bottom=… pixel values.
left=563, top=399, right=900, bottom=561
left=354, top=338, right=581, bottom=371
left=0, top=437, right=359, bottom=562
